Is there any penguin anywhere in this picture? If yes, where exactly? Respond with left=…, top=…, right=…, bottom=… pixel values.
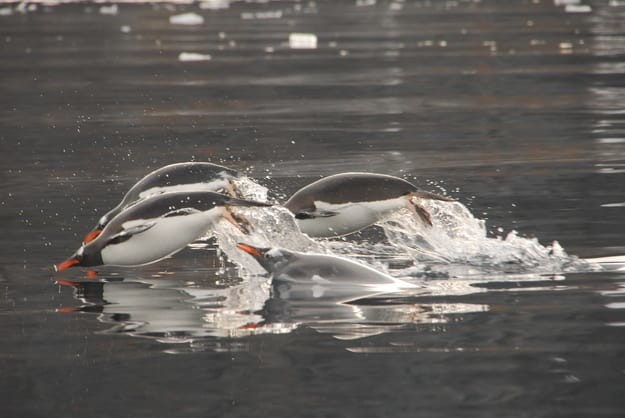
left=236, top=242, right=414, bottom=294
left=284, top=172, right=454, bottom=237
left=55, top=191, right=271, bottom=271
left=84, top=162, right=240, bottom=243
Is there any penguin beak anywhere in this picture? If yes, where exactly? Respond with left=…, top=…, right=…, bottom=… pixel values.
left=54, top=255, right=81, bottom=272
left=236, top=243, right=262, bottom=257
left=83, top=228, right=102, bottom=244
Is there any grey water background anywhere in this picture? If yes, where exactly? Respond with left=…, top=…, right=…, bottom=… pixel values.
left=2, top=1, right=625, bottom=417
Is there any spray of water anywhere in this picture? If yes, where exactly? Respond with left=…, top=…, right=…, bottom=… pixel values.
left=213, top=177, right=599, bottom=278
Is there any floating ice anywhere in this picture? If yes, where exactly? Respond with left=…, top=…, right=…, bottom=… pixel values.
left=565, top=4, right=592, bottom=12
left=120, top=25, right=132, bottom=33
left=289, top=33, right=318, bottom=49
left=99, top=4, right=118, bottom=15
left=199, top=0, right=230, bottom=10
left=169, top=12, right=204, bottom=25
left=241, top=10, right=283, bottom=19
left=178, top=52, right=212, bottom=62
left=559, top=42, right=573, bottom=54
left=0, top=7, right=12, bottom=16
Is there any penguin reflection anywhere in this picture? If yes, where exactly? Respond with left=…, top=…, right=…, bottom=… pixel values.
left=58, top=270, right=418, bottom=342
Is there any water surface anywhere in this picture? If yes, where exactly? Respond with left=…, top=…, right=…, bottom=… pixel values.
left=1, top=1, right=625, bottom=417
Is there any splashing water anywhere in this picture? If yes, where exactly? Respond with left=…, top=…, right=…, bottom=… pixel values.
left=213, top=177, right=599, bottom=278
left=213, top=177, right=323, bottom=274
left=380, top=199, right=598, bottom=275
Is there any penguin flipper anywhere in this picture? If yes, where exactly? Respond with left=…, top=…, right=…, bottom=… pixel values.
left=162, top=208, right=201, bottom=218
left=294, top=209, right=339, bottom=220
left=108, top=222, right=156, bottom=244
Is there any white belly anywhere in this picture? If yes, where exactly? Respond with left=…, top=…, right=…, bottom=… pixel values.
left=101, top=209, right=222, bottom=266
left=296, top=197, right=406, bottom=237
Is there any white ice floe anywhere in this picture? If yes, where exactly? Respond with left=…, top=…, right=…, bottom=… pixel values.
left=199, top=0, right=230, bottom=10
left=288, top=33, right=317, bottom=49
left=99, top=4, right=119, bottom=15
left=241, top=10, right=282, bottom=19
left=178, top=52, right=212, bottom=62
left=120, top=25, right=132, bottom=33
left=565, top=4, right=592, bottom=12
left=0, top=7, right=12, bottom=16
left=554, top=0, right=580, bottom=5
left=169, top=12, right=204, bottom=25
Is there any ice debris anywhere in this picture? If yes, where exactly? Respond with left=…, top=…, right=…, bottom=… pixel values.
left=178, top=52, right=212, bottom=62
left=288, top=33, right=317, bottom=49
left=169, top=12, right=204, bottom=25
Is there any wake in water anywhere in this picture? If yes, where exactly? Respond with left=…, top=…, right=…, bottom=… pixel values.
left=212, top=177, right=599, bottom=279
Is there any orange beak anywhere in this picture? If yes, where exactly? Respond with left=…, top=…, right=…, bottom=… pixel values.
left=236, top=243, right=262, bottom=257
left=54, top=257, right=80, bottom=272
left=56, top=306, right=80, bottom=313
left=83, top=229, right=102, bottom=244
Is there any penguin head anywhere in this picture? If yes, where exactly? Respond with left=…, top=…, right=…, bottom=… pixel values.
left=236, top=243, right=294, bottom=273
left=55, top=241, right=104, bottom=272
left=83, top=213, right=110, bottom=244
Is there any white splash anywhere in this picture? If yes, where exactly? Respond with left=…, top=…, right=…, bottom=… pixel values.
left=378, top=199, right=596, bottom=275
left=207, top=177, right=597, bottom=278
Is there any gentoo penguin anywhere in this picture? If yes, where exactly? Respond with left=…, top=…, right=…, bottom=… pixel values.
left=84, top=162, right=240, bottom=243
left=236, top=243, right=413, bottom=293
left=55, top=191, right=271, bottom=271
left=284, top=172, right=454, bottom=237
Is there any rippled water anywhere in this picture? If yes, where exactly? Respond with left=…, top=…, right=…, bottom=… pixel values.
left=2, top=1, right=625, bottom=417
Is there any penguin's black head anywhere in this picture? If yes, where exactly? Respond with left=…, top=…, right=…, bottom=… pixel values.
left=54, top=244, right=104, bottom=272
left=83, top=212, right=112, bottom=244
left=236, top=243, right=293, bottom=273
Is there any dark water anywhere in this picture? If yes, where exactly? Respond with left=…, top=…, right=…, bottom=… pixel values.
left=2, top=1, right=625, bottom=417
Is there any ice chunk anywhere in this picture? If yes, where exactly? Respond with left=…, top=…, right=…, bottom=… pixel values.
left=288, top=33, right=317, bottom=49
left=241, top=10, right=283, bottom=19
left=178, top=52, right=212, bottom=62
left=565, top=4, right=592, bottom=12
left=120, top=25, right=132, bottom=33
left=99, top=4, right=119, bottom=15
left=199, top=0, right=231, bottom=10
left=0, top=7, right=12, bottom=16
left=169, top=12, right=204, bottom=25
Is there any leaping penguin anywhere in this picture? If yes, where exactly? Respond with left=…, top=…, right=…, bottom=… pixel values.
left=83, top=162, right=240, bottom=243
left=55, top=191, right=271, bottom=271
left=284, top=172, right=454, bottom=237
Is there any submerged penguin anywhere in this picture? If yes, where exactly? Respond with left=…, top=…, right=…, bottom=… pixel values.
left=236, top=242, right=413, bottom=292
left=55, top=191, right=271, bottom=271
left=284, top=172, right=454, bottom=237
left=83, top=162, right=240, bottom=243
